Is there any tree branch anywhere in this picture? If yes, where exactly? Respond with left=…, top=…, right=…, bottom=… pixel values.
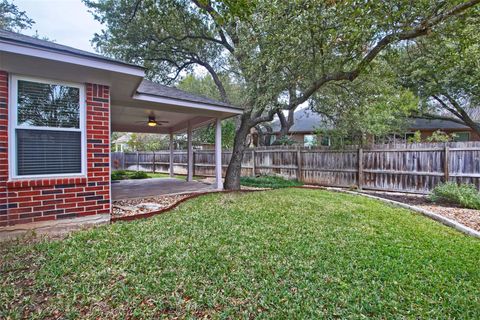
left=290, top=0, right=480, bottom=108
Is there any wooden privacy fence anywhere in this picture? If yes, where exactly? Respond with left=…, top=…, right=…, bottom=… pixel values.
left=111, top=141, right=480, bottom=194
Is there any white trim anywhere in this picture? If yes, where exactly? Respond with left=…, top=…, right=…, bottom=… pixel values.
left=8, top=74, right=87, bottom=180
left=0, top=41, right=145, bottom=77
left=133, top=93, right=244, bottom=115
left=186, top=121, right=193, bottom=182
left=215, top=117, right=223, bottom=190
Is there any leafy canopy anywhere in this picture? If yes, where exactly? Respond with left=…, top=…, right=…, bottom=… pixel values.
left=0, top=0, right=33, bottom=31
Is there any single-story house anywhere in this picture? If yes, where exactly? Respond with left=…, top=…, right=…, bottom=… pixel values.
left=0, top=29, right=242, bottom=235
left=270, top=108, right=479, bottom=146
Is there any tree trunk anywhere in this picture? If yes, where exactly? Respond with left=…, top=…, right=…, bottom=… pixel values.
left=224, top=115, right=252, bottom=190
left=273, top=109, right=294, bottom=144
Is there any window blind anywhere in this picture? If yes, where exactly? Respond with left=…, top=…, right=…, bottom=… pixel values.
left=16, top=129, right=82, bottom=176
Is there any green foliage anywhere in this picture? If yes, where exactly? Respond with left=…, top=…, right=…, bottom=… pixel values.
left=389, top=11, right=480, bottom=133
left=407, top=131, right=422, bottom=143
left=311, top=63, right=418, bottom=147
left=128, top=171, right=149, bottom=179
left=0, top=0, right=34, bottom=31
left=124, top=133, right=170, bottom=152
left=2, top=189, right=480, bottom=318
left=111, top=170, right=163, bottom=180
left=177, top=74, right=241, bottom=149
left=429, top=182, right=480, bottom=209
left=426, top=130, right=457, bottom=143
left=83, top=0, right=480, bottom=187
left=240, top=175, right=303, bottom=188
left=111, top=170, right=127, bottom=180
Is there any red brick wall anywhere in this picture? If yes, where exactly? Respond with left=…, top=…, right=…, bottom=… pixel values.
left=0, top=71, right=111, bottom=227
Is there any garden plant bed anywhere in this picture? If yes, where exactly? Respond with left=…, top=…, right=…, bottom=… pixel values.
left=361, top=191, right=480, bottom=232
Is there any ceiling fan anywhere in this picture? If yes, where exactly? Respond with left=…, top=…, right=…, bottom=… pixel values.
left=135, top=114, right=169, bottom=127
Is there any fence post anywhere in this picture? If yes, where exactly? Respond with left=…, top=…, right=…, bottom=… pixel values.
left=296, top=147, right=302, bottom=182
left=192, top=150, right=196, bottom=178
left=444, top=146, right=450, bottom=182
left=136, top=151, right=140, bottom=171
left=358, top=148, right=363, bottom=190
left=252, top=150, right=256, bottom=176
left=152, top=152, right=156, bottom=173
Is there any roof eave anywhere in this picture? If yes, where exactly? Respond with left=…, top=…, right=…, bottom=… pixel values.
left=133, top=92, right=244, bottom=115
left=0, top=39, right=145, bottom=77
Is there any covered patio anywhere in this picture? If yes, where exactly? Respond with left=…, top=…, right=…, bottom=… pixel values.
left=110, top=79, right=243, bottom=197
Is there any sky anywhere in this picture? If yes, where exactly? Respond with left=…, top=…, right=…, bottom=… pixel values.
left=13, top=0, right=103, bottom=53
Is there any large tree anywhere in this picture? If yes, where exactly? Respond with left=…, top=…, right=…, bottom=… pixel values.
left=85, top=0, right=480, bottom=189
left=310, top=62, right=418, bottom=147
left=0, top=0, right=33, bottom=31
left=177, top=74, right=240, bottom=148
left=390, top=14, right=480, bottom=134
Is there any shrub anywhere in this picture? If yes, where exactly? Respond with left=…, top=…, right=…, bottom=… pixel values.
left=111, top=170, right=127, bottom=180
left=128, top=171, right=149, bottom=179
left=240, top=175, right=303, bottom=189
left=429, top=182, right=480, bottom=209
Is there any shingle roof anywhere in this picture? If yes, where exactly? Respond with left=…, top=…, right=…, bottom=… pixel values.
left=272, top=108, right=474, bottom=133
left=408, top=118, right=471, bottom=130
left=0, top=29, right=143, bottom=69
left=138, top=79, right=241, bottom=109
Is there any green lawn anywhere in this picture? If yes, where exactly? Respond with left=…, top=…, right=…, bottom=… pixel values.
left=1, top=189, right=479, bottom=319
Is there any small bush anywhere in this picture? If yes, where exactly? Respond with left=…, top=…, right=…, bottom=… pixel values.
left=429, top=182, right=480, bottom=209
left=240, top=175, right=303, bottom=189
left=128, top=171, right=149, bottom=179
left=111, top=170, right=127, bottom=180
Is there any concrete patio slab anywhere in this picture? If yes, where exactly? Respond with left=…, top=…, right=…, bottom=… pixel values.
left=112, top=178, right=215, bottom=200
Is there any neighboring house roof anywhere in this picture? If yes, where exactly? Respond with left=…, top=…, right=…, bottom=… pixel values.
left=272, top=108, right=475, bottom=134
left=407, top=118, right=471, bottom=130
left=138, top=79, right=239, bottom=109
left=271, top=108, right=328, bottom=133
left=0, top=29, right=143, bottom=70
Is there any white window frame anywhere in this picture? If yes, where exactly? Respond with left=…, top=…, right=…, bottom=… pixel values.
left=8, top=74, right=87, bottom=180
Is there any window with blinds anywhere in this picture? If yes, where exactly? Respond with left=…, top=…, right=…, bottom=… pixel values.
left=11, top=77, right=85, bottom=178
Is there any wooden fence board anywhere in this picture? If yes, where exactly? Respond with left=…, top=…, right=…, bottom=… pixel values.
left=111, top=142, right=480, bottom=193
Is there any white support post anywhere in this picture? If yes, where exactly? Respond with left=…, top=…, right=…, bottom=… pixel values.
left=215, top=117, right=223, bottom=190
left=187, top=121, right=193, bottom=182
left=169, top=132, right=174, bottom=177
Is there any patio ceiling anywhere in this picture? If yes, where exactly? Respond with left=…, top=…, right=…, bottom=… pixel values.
left=111, top=80, right=243, bottom=134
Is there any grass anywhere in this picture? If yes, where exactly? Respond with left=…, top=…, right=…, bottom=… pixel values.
left=240, top=175, right=303, bottom=188
left=1, top=189, right=479, bottom=319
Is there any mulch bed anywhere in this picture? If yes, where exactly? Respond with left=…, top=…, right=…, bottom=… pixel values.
left=363, top=192, right=480, bottom=232
left=112, top=186, right=270, bottom=219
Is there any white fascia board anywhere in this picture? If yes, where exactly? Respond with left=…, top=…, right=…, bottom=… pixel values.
left=0, top=41, right=145, bottom=77
left=133, top=93, right=244, bottom=115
